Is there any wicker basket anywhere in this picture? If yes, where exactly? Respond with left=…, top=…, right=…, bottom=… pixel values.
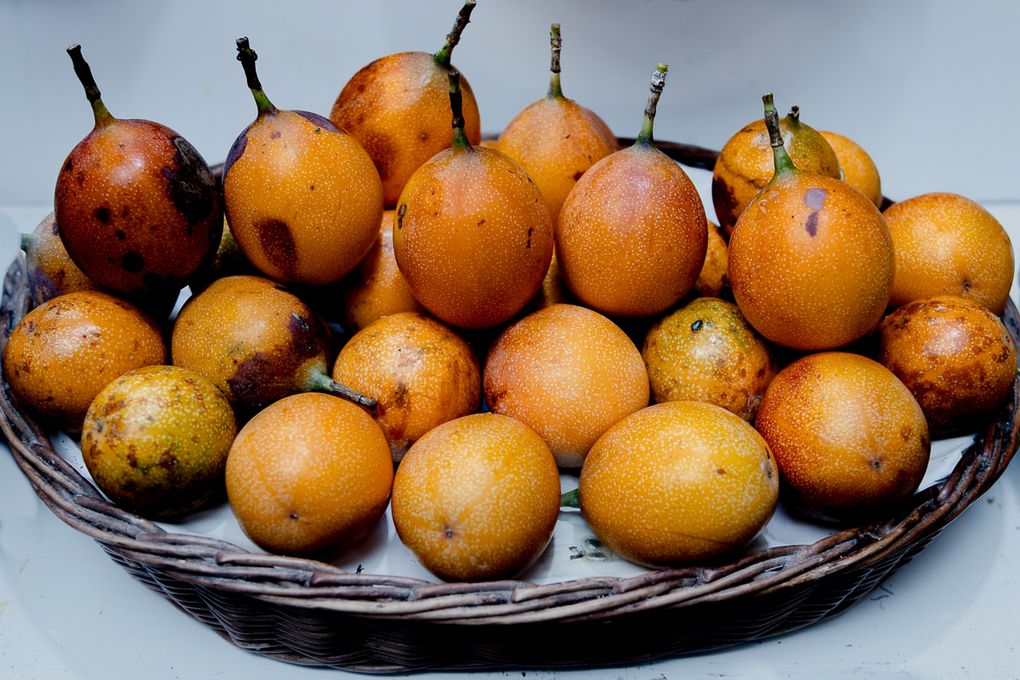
left=2, top=142, right=1018, bottom=673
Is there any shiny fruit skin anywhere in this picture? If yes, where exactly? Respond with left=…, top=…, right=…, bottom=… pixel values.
left=337, top=210, right=425, bottom=332
left=497, top=96, right=619, bottom=222
left=171, top=275, right=331, bottom=414
left=331, top=52, right=482, bottom=207
left=55, top=118, right=222, bottom=302
left=642, top=298, right=775, bottom=421
left=819, top=130, right=882, bottom=208
left=556, top=144, right=707, bottom=317
left=755, top=352, right=930, bottom=523
left=728, top=172, right=894, bottom=350
left=712, top=114, right=839, bottom=236
left=579, top=401, right=779, bottom=567
left=81, top=366, right=237, bottom=519
left=24, top=211, right=96, bottom=306
left=883, top=193, right=1014, bottom=314
left=484, top=304, right=649, bottom=468
left=393, top=146, right=553, bottom=329
left=2, top=291, right=166, bottom=432
left=878, top=295, right=1016, bottom=433
left=223, top=109, right=383, bottom=286
left=694, top=221, right=729, bottom=298
left=391, top=413, right=561, bottom=582
left=331, top=312, right=481, bottom=461
left=226, top=393, right=393, bottom=554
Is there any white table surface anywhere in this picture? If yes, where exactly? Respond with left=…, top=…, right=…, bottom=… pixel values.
left=2, top=200, right=1019, bottom=680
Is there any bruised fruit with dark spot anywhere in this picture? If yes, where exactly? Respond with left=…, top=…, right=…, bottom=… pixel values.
left=728, top=94, right=893, bottom=350
left=2, top=291, right=166, bottom=432
left=496, top=24, right=618, bottom=223
left=80, top=365, right=237, bottom=519
left=642, top=298, right=774, bottom=421
left=336, top=210, right=425, bottom=332
left=878, top=295, right=1016, bottom=434
left=330, top=1, right=481, bottom=207
left=556, top=65, right=706, bottom=318
left=756, top=352, right=930, bottom=524
left=24, top=211, right=96, bottom=306
left=171, top=275, right=371, bottom=416
left=54, top=46, right=221, bottom=310
left=332, top=312, right=481, bottom=461
left=713, top=103, right=839, bottom=236
left=393, top=71, right=552, bottom=329
left=225, top=39, right=383, bottom=286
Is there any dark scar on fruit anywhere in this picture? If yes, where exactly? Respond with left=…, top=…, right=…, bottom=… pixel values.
left=256, top=218, right=298, bottom=278
left=804, top=188, right=826, bottom=237
left=223, top=128, right=250, bottom=178
left=526, top=227, right=534, bottom=249
left=163, top=136, right=218, bottom=225
left=295, top=110, right=340, bottom=132
left=396, top=204, right=406, bottom=229
left=94, top=206, right=111, bottom=224
left=288, top=312, right=325, bottom=359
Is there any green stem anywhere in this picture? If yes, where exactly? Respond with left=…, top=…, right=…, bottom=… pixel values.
left=634, top=63, right=668, bottom=146
left=434, top=0, right=477, bottom=68
left=547, top=23, right=564, bottom=99
left=762, top=93, right=797, bottom=175
left=308, top=372, right=378, bottom=409
left=235, top=37, right=276, bottom=114
left=448, top=69, right=471, bottom=150
left=560, top=488, right=580, bottom=509
left=66, top=45, right=114, bottom=127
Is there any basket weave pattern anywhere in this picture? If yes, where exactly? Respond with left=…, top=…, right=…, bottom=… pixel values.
left=2, top=142, right=1018, bottom=672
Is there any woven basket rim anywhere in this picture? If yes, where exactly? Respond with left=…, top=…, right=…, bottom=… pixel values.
left=2, top=141, right=1018, bottom=668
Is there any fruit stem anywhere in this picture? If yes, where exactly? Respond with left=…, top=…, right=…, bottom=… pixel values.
left=448, top=68, right=471, bottom=150
left=547, top=23, right=564, bottom=99
left=634, top=63, right=668, bottom=147
left=787, top=105, right=801, bottom=124
left=560, top=488, right=580, bottom=509
left=763, top=93, right=797, bottom=175
left=309, top=372, right=378, bottom=409
left=235, top=37, right=276, bottom=115
left=434, top=0, right=477, bottom=68
left=19, top=233, right=32, bottom=253
left=66, top=45, right=114, bottom=127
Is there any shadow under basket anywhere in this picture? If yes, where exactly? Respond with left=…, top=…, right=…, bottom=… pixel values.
left=2, top=140, right=1018, bottom=673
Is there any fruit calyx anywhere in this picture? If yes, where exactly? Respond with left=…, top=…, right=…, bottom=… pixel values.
left=434, top=0, right=477, bottom=68
left=67, top=45, right=113, bottom=127
left=235, top=37, right=276, bottom=115
left=448, top=68, right=472, bottom=150
left=307, top=371, right=378, bottom=409
left=763, top=93, right=797, bottom=176
left=634, top=63, right=669, bottom=147
left=547, top=23, right=564, bottom=99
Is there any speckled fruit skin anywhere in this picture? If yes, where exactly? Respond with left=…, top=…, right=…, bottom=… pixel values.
left=337, top=210, right=425, bottom=332
left=223, top=109, right=383, bottom=286
left=171, top=275, right=331, bottom=414
left=694, top=221, right=729, bottom=298
left=642, top=298, right=775, bottom=421
left=331, top=312, right=480, bottom=461
left=712, top=114, right=839, bottom=236
left=728, top=172, right=894, bottom=350
left=24, top=211, right=96, bottom=306
left=484, top=304, right=649, bottom=468
left=556, top=144, right=707, bottom=317
left=393, top=146, right=553, bottom=329
left=755, top=352, right=931, bottom=523
left=225, top=393, right=393, bottom=554
left=81, top=366, right=237, bottom=519
left=883, top=193, right=1014, bottom=315
left=2, top=291, right=166, bottom=432
left=391, top=413, right=561, bottom=582
left=497, top=96, right=619, bottom=222
left=579, top=401, right=779, bottom=567
left=331, top=52, right=482, bottom=207
left=878, top=295, right=1017, bottom=434
left=55, top=118, right=222, bottom=303
left=819, top=130, right=883, bottom=208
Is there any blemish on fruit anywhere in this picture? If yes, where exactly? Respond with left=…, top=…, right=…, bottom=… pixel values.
left=223, top=128, right=250, bottom=177
left=691, top=319, right=704, bottom=332
left=115, top=229, right=126, bottom=241
left=295, top=110, right=338, bottom=132
left=805, top=212, right=819, bottom=237
left=526, top=227, right=534, bottom=249
left=396, top=204, right=406, bottom=229
left=256, top=218, right=298, bottom=277
left=289, top=512, right=299, bottom=520
left=64, top=158, right=73, bottom=172
left=444, top=526, right=455, bottom=538
left=270, top=131, right=282, bottom=139
left=163, top=136, right=218, bottom=225
left=805, top=188, right=827, bottom=211
left=573, top=170, right=584, bottom=181
left=94, top=207, right=111, bottom=224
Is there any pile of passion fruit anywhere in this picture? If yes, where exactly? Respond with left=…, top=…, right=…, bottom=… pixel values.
left=4, top=3, right=1016, bottom=581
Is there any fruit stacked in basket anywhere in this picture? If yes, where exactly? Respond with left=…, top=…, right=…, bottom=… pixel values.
left=3, top=0, right=1016, bottom=592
